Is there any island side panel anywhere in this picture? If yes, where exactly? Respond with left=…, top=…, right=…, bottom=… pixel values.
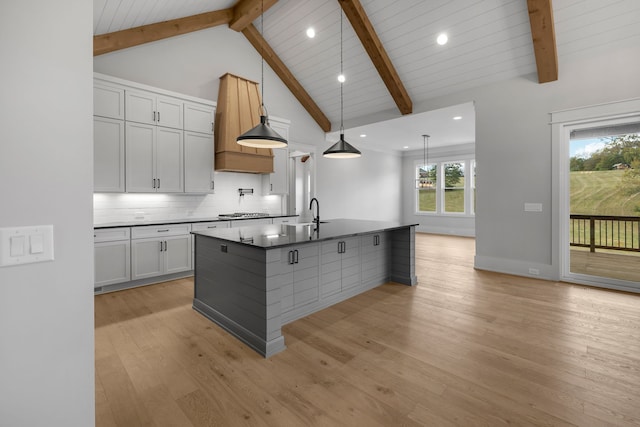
left=193, top=234, right=285, bottom=357
left=390, top=226, right=417, bottom=285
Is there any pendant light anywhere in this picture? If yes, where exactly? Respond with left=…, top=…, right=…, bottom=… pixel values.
left=416, top=134, right=434, bottom=189
left=237, top=0, right=287, bottom=149
left=323, top=7, right=361, bottom=159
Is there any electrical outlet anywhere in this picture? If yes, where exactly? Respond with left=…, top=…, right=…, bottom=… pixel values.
left=528, top=268, right=539, bottom=275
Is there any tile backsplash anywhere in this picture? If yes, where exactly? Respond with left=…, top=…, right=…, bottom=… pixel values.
left=94, top=172, right=283, bottom=225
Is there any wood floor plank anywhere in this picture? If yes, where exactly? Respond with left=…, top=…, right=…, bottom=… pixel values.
left=95, top=233, right=640, bottom=426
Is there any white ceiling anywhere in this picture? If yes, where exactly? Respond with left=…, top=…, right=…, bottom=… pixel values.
left=94, top=0, right=640, bottom=152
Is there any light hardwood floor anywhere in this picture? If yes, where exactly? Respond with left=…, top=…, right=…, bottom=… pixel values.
left=95, top=233, right=640, bottom=426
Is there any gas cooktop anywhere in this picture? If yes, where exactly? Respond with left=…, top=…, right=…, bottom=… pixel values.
left=218, top=212, right=271, bottom=219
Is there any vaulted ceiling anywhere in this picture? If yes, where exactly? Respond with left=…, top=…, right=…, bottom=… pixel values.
left=94, top=0, right=640, bottom=150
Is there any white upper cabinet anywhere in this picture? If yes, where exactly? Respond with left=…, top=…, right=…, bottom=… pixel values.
left=94, top=117, right=125, bottom=192
left=184, top=102, right=214, bottom=134
left=125, top=122, right=184, bottom=193
left=184, top=131, right=215, bottom=193
left=263, top=118, right=290, bottom=195
left=125, top=90, right=183, bottom=129
left=94, top=83, right=124, bottom=120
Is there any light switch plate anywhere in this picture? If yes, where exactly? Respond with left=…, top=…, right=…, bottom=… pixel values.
left=0, top=225, right=54, bottom=267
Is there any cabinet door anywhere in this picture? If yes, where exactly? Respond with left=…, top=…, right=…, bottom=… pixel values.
left=131, top=238, right=164, bottom=280
left=125, top=90, right=156, bottom=125
left=184, top=102, right=214, bottom=134
left=125, top=122, right=155, bottom=192
left=165, top=235, right=192, bottom=274
left=341, top=237, right=361, bottom=291
left=156, top=127, right=184, bottom=192
left=292, top=244, right=319, bottom=307
left=94, top=84, right=124, bottom=120
left=264, top=147, right=288, bottom=194
left=184, top=131, right=214, bottom=193
left=94, top=117, right=125, bottom=192
left=156, top=96, right=183, bottom=129
left=320, top=240, right=342, bottom=297
left=95, top=240, right=130, bottom=287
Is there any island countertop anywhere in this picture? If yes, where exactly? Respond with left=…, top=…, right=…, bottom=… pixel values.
left=191, top=218, right=418, bottom=249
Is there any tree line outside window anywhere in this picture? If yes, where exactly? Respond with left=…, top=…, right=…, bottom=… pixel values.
left=416, top=159, right=475, bottom=215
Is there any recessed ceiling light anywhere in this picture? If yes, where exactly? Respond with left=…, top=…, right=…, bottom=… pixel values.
left=360, top=134, right=366, bottom=138
left=437, top=33, right=448, bottom=45
left=403, top=146, right=409, bottom=149
left=337, top=74, right=346, bottom=83
left=306, top=27, right=316, bottom=38
left=453, top=116, right=462, bottom=120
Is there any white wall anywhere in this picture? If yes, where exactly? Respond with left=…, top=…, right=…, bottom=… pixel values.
left=94, top=25, right=403, bottom=223
left=316, top=148, right=403, bottom=221
left=349, top=41, right=640, bottom=280
left=0, top=1, right=95, bottom=426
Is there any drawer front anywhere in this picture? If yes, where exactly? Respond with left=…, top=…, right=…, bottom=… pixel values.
left=191, top=221, right=229, bottom=232
left=272, top=216, right=298, bottom=225
left=131, top=223, right=191, bottom=239
left=94, top=227, right=130, bottom=242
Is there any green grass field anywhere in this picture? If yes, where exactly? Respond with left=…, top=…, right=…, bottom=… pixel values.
left=571, top=170, right=640, bottom=216
left=418, top=189, right=465, bottom=212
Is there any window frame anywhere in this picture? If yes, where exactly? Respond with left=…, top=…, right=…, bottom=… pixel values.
left=414, top=157, right=475, bottom=217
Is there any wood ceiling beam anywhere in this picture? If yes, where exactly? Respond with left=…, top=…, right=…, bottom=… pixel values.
left=229, top=0, right=278, bottom=32
left=242, top=23, right=332, bottom=132
left=93, top=9, right=233, bottom=56
left=338, top=0, right=412, bottom=115
left=527, top=0, right=558, bottom=83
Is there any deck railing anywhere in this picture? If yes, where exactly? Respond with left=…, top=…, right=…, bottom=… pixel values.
left=570, top=214, right=640, bottom=252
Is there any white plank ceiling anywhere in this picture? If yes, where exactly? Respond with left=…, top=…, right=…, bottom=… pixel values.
left=94, top=0, right=640, bottom=152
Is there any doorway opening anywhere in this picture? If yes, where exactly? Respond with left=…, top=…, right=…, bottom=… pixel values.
left=555, top=100, right=640, bottom=292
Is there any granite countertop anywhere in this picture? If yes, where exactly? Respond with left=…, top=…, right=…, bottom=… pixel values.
left=192, top=219, right=418, bottom=249
left=94, top=215, right=298, bottom=229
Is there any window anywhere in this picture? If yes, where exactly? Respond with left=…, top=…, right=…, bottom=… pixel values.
left=417, top=164, right=437, bottom=212
left=416, top=159, right=475, bottom=216
left=444, top=161, right=465, bottom=213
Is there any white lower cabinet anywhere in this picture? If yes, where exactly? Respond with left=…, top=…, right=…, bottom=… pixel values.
left=272, top=216, right=298, bottom=225
left=131, top=224, right=192, bottom=280
left=94, top=228, right=131, bottom=288
left=320, top=237, right=361, bottom=297
left=229, top=218, right=272, bottom=227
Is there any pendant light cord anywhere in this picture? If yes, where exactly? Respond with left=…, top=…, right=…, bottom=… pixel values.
left=261, top=0, right=265, bottom=115
left=340, top=9, right=344, bottom=133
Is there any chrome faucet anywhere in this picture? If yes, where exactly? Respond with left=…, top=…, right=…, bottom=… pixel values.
left=309, top=197, right=320, bottom=225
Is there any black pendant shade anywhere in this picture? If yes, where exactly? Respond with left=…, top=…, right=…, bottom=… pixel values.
left=323, top=7, right=361, bottom=159
left=236, top=0, right=287, bottom=150
left=237, top=115, right=287, bottom=148
left=323, top=133, right=361, bottom=158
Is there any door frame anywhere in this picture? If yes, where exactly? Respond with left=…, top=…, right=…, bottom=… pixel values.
left=552, top=98, right=640, bottom=292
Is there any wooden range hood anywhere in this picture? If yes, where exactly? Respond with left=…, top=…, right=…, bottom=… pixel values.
left=215, top=73, right=274, bottom=173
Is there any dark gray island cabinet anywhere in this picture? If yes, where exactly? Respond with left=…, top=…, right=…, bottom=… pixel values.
left=192, top=219, right=417, bottom=357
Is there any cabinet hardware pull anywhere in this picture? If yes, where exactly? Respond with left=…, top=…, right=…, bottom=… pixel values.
left=288, top=250, right=294, bottom=265
left=207, top=226, right=217, bottom=229
left=153, top=111, right=156, bottom=122
left=294, top=249, right=299, bottom=264
left=270, top=184, right=273, bottom=191
left=164, top=241, right=167, bottom=251
left=153, top=178, right=156, bottom=188
left=157, top=229, right=169, bottom=232
left=157, top=111, right=160, bottom=122
left=157, top=178, right=160, bottom=189
left=159, top=241, right=163, bottom=252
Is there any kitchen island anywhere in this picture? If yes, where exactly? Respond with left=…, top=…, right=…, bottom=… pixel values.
left=192, top=219, right=417, bottom=357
